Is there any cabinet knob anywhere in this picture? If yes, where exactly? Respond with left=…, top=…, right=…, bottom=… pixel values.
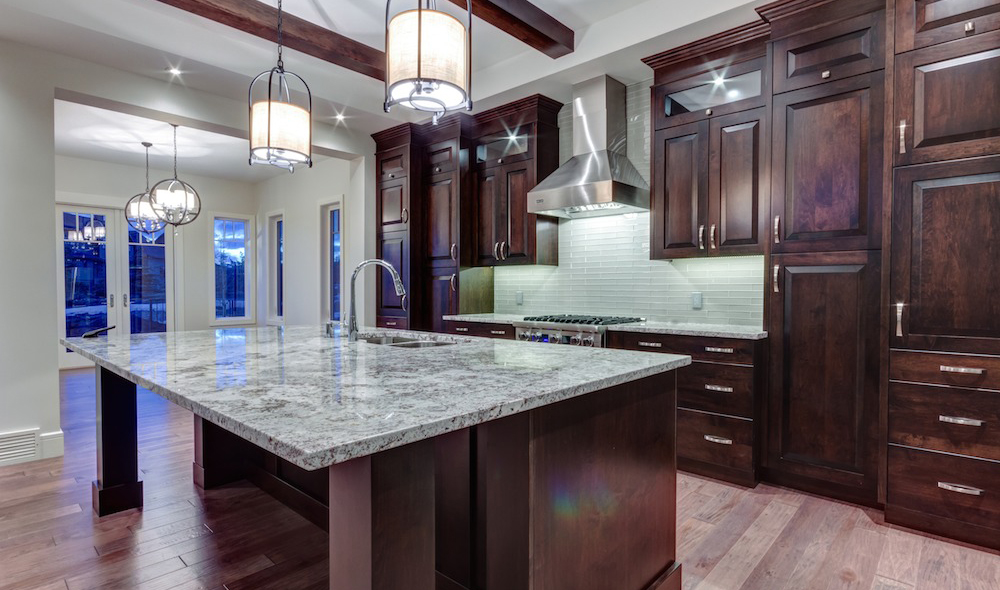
left=498, top=158, right=504, bottom=164
left=435, top=167, right=442, bottom=173
left=401, top=208, right=409, bottom=224
left=389, top=173, right=395, bottom=178
left=705, top=109, right=713, bottom=116
left=965, top=21, right=976, bottom=33
left=821, top=70, right=831, bottom=79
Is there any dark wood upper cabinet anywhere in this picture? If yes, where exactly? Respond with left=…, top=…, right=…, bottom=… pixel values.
left=890, top=155, right=1000, bottom=354
left=476, top=166, right=501, bottom=266
left=377, top=177, right=409, bottom=231
left=771, top=72, right=885, bottom=253
left=495, top=161, right=534, bottom=265
left=652, top=58, right=767, bottom=130
left=772, top=11, right=885, bottom=94
left=378, top=146, right=409, bottom=181
left=895, top=0, right=1000, bottom=53
left=710, top=107, right=768, bottom=255
left=767, top=250, right=881, bottom=505
left=424, top=139, right=460, bottom=175
left=895, top=30, right=1000, bottom=165
left=651, top=120, right=710, bottom=259
left=425, top=172, right=460, bottom=267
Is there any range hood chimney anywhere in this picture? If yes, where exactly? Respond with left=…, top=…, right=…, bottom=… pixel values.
left=528, top=75, right=649, bottom=219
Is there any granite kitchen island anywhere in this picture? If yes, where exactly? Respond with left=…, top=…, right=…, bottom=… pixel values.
left=62, top=326, right=690, bottom=590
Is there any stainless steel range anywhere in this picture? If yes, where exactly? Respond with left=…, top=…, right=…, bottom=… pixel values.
left=513, top=315, right=644, bottom=347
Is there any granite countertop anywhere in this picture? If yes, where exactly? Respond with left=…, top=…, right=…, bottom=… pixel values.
left=62, top=326, right=689, bottom=471
left=443, top=314, right=767, bottom=340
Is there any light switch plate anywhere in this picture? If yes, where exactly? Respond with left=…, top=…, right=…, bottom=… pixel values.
left=691, top=292, right=703, bottom=310
left=516, top=291, right=524, bottom=305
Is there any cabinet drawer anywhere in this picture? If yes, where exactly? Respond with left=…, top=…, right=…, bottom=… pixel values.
left=444, top=321, right=515, bottom=340
left=425, top=139, right=459, bottom=175
left=888, top=445, right=1000, bottom=530
left=889, top=382, right=1000, bottom=460
left=378, top=146, right=408, bottom=181
left=773, top=11, right=886, bottom=94
left=678, top=362, right=754, bottom=418
left=678, top=409, right=754, bottom=470
left=890, top=349, right=1000, bottom=390
left=377, top=316, right=408, bottom=330
left=608, top=331, right=756, bottom=365
left=895, top=0, right=1000, bottom=53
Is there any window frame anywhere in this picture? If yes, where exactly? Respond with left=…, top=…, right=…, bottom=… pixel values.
left=266, top=211, right=285, bottom=326
left=209, top=212, right=256, bottom=327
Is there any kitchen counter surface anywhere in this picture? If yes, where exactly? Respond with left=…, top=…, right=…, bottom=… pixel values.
left=62, top=326, right=689, bottom=470
left=444, top=313, right=767, bottom=340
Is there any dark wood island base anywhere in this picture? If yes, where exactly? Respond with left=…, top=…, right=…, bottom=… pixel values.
left=92, top=365, right=682, bottom=590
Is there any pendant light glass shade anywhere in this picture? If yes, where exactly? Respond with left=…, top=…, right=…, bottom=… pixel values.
left=82, top=218, right=106, bottom=241
left=384, top=0, right=472, bottom=123
left=150, top=125, right=201, bottom=227
left=126, top=141, right=168, bottom=234
left=248, top=0, right=312, bottom=172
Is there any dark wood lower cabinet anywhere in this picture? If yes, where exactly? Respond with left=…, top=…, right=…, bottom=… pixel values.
left=766, top=250, right=881, bottom=506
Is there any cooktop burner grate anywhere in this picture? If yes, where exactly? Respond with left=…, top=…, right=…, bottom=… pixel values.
left=522, top=314, right=645, bottom=326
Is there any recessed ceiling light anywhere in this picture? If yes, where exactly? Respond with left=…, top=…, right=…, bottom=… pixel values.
left=713, top=76, right=725, bottom=87
left=335, top=113, right=346, bottom=121
left=167, top=67, right=182, bottom=76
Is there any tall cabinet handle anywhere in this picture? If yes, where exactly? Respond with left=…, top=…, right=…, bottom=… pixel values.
left=773, top=216, right=781, bottom=244
left=698, top=225, right=705, bottom=250
left=500, top=241, right=508, bottom=260
left=401, top=294, right=408, bottom=312
left=773, top=264, right=780, bottom=293
left=895, top=303, right=904, bottom=338
left=899, top=120, right=907, bottom=155
left=450, top=274, right=457, bottom=293
left=450, top=243, right=458, bottom=261
left=493, top=242, right=500, bottom=261
left=401, top=208, right=410, bottom=224
left=709, top=224, right=717, bottom=250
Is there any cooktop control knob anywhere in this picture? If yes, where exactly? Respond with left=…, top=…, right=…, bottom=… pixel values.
left=582, top=336, right=595, bottom=347
left=570, top=335, right=581, bottom=345
left=518, top=332, right=531, bottom=341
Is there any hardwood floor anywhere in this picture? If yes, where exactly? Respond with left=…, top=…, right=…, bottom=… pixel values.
left=0, top=368, right=997, bottom=590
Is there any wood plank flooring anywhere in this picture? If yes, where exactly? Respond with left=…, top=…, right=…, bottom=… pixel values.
left=0, top=368, right=997, bottom=589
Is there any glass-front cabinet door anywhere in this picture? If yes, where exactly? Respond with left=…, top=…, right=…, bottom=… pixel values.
left=57, top=205, right=173, bottom=368
left=654, top=58, right=766, bottom=130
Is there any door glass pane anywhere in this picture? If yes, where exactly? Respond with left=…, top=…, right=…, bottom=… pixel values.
left=129, top=227, right=167, bottom=334
left=664, top=69, right=761, bottom=118
left=215, top=218, right=248, bottom=319
left=330, top=209, right=341, bottom=321
left=276, top=219, right=284, bottom=318
left=63, top=213, right=108, bottom=339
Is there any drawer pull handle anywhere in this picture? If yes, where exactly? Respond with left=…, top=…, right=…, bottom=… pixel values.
left=821, top=70, right=831, bottom=79
left=638, top=341, right=663, bottom=348
left=490, top=330, right=506, bottom=336
left=939, top=415, right=984, bottom=427
left=773, top=216, right=780, bottom=244
left=899, top=120, right=907, bottom=155
left=895, top=302, right=904, bottom=338
left=698, top=225, right=705, bottom=250
left=704, top=435, right=733, bottom=445
left=705, top=384, right=734, bottom=393
left=455, top=327, right=469, bottom=332
left=940, top=365, right=985, bottom=375
left=938, top=482, right=984, bottom=496
left=386, top=321, right=397, bottom=327
left=705, top=346, right=734, bottom=354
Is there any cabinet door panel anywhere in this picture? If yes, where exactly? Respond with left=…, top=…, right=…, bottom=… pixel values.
left=378, top=146, right=408, bottom=181
left=768, top=251, right=880, bottom=501
left=896, top=33, right=1000, bottom=165
left=895, top=0, right=1000, bottom=52
left=891, top=156, right=1000, bottom=353
left=426, top=173, right=459, bottom=266
left=376, top=232, right=409, bottom=318
left=428, top=270, right=458, bottom=334
left=497, top=161, right=535, bottom=264
left=476, top=167, right=499, bottom=266
left=651, top=121, right=709, bottom=259
left=772, top=73, right=884, bottom=253
left=710, top=108, right=766, bottom=255
left=378, top=178, right=409, bottom=230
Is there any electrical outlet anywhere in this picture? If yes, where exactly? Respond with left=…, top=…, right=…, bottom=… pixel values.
left=516, top=291, right=524, bottom=306
left=691, top=292, right=703, bottom=310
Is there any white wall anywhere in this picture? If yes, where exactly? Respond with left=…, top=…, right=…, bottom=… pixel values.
left=55, top=155, right=258, bottom=331
left=0, top=36, right=376, bottom=464
left=254, top=157, right=353, bottom=327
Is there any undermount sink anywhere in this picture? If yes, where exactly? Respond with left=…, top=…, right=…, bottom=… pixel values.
left=358, top=336, right=455, bottom=349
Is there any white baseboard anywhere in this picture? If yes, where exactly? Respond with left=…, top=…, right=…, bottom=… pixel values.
left=40, top=430, right=65, bottom=459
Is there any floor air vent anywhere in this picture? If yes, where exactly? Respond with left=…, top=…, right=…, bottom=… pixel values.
left=0, top=428, right=40, bottom=466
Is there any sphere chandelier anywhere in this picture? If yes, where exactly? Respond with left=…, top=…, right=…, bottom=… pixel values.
left=149, top=124, right=201, bottom=227
left=384, top=0, right=473, bottom=124
left=248, top=0, right=312, bottom=172
left=125, top=141, right=168, bottom=234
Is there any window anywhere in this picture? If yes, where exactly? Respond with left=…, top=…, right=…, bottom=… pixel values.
left=329, top=208, right=341, bottom=322
left=267, top=213, right=284, bottom=324
left=213, top=216, right=254, bottom=324
left=276, top=219, right=284, bottom=317
left=321, top=201, right=344, bottom=324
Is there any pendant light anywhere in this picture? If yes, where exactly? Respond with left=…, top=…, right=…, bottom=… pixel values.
left=248, top=0, right=312, bottom=172
left=81, top=217, right=106, bottom=241
left=125, top=142, right=168, bottom=234
left=150, top=124, right=201, bottom=227
left=384, top=0, right=472, bottom=124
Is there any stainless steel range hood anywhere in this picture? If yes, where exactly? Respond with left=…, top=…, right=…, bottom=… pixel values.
left=528, top=76, right=649, bottom=219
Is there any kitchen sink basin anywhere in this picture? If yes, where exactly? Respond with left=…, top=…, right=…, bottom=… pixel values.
left=358, top=336, right=455, bottom=348
left=388, top=340, right=455, bottom=349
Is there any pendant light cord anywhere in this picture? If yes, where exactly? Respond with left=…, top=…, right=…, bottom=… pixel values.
left=172, top=125, right=179, bottom=180
left=276, top=0, right=284, bottom=71
left=144, top=144, right=150, bottom=192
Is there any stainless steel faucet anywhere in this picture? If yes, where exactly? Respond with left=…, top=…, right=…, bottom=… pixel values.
left=348, top=259, right=406, bottom=342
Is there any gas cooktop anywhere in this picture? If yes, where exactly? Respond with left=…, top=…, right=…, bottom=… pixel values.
left=521, top=315, right=645, bottom=326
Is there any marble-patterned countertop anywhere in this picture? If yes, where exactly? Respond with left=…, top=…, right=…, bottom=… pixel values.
left=443, top=314, right=767, bottom=340
left=62, top=326, right=689, bottom=471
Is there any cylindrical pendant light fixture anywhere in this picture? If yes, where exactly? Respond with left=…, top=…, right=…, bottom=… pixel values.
left=150, top=125, right=201, bottom=227
left=126, top=141, right=168, bottom=234
left=248, top=0, right=312, bottom=172
left=384, top=0, right=472, bottom=124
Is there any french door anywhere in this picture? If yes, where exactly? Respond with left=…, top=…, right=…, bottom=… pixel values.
left=57, top=205, right=174, bottom=368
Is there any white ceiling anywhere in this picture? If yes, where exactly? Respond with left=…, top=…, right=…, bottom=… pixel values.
left=54, top=100, right=319, bottom=183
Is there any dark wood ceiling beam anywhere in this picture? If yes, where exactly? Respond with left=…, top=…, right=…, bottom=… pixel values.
left=449, top=0, right=575, bottom=58
left=152, top=0, right=386, bottom=81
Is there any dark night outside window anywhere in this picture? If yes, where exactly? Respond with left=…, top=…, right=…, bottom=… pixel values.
left=215, top=218, right=248, bottom=319
left=330, top=209, right=341, bottom=322
left=276, top=219, right=284, bottom=318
